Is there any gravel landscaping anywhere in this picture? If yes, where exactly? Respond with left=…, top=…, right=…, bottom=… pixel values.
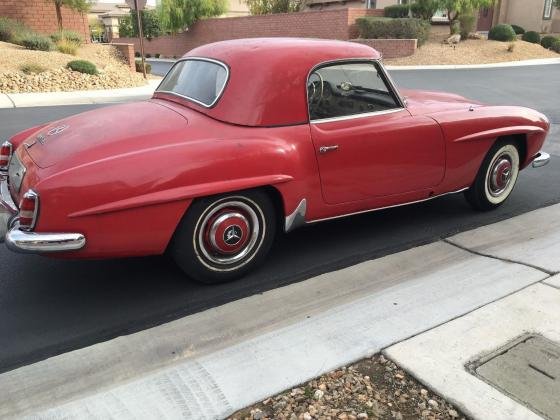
left=386, top=25, right=559, bottom=66
left=230, top=354, right=466, bottom=420
left=0, top=41, right=149, bottom=93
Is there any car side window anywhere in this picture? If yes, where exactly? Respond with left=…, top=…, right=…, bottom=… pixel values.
left=307, top=62, right=401, bottom=121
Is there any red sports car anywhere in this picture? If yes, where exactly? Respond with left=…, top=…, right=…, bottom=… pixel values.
left=0, top=38, right=551, bottom=283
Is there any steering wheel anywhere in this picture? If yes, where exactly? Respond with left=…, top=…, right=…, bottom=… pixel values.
left=307, top=72, right=324, bottom=106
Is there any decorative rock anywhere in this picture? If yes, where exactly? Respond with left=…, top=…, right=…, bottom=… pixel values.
left=446, top=34, right=461, bottom=44
left=314, top=389, right=324, bottom=400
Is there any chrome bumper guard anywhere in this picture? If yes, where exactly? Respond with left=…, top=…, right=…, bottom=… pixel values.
left=1, top=175, right=86, bottom=253
left=532, top=151, right=551, bottom=168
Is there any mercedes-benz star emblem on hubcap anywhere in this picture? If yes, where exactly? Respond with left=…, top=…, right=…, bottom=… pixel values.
left=224, top=225, right=243, bottom=246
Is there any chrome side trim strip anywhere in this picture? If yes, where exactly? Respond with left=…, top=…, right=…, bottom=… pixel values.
left=307, top=188, right=469, bottom=224
left=284, top=198, right=307, bottom=233
left=311, top=108, right=405, bottom=125
left=532, top=151, right=551, bottom=168
left=155, top=57, right=230, bottom=108
left=5, top=225, right=86, bottom=253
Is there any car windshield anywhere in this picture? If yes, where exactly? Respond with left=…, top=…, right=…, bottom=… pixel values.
left=156, top=59, right=228, bottom=107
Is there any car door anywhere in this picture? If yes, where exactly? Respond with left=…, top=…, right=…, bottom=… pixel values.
left=308, top=61, right=446, bottom=205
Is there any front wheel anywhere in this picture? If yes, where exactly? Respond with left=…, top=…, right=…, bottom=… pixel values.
left=171, top=190, right=276, bottom=284
left=465, top=141, right=520, bottom=211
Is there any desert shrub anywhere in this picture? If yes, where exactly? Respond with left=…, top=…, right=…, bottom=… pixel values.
left=135, top=60, right=152, bottom=74
left=155, top=53, right=161, bottom=58
left=21, top=34, right=53, bottom=51
left=50, top=29, right=83, bottom=45
left=357, top=17, right=431, bottom=46
left=507, top=43, right=515, bottom=52
left=459, top=14, right=476, bottom=40
left=551, top=39, right=560, bottom=53
left=384, top=4, right=410, bottom=18
left=67, top=59, right=98, bottom=75
left=410, top=0, right=439, bottom=20
left=0, top=17, right=31, bottom=43
left=541, top=35, right=559, bottom=49
left=510, top=24, right=525, bottom=35
left=521, top=31, right=541, bottom=44
left=56, top=39, right=79, bottom=55
left=488, top=24, right=516, bottom=42
left=20, top=63, right=47, bottom=74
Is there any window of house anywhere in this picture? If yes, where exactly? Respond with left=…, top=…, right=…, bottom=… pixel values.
left=307, top=62, right=401, bottom=121
left=544, top=0, right=553, bottom=19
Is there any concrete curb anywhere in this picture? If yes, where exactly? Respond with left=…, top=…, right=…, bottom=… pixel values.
left=0, top=79, right=161, bottom=109
left=2, top=198, right=558, bottom=418
left=386, top=57, right=560, bottom=71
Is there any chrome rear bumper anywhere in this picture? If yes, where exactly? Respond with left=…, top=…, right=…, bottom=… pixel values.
left=532, top=151, right=551, bottom=168
left=1, top=175, right=86, bottom=253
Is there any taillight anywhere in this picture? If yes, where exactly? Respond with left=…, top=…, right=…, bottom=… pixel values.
left=18, top=190, right=39, bottom=231
left=0, top=141, right=12, bottom=170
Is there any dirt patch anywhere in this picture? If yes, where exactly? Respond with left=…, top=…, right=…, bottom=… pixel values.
left=230, top=354, right=466, bottom=420
left=0, top=41, right=152, bottom=93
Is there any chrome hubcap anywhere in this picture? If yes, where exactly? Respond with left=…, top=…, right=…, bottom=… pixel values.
left=198, top=201, right=260, bottom=266
left=488, top=155, right=513, bottom=197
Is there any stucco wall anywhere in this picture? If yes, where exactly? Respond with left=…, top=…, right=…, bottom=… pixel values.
left=0, top=0, right=90, bottom=41
left=495, top=0, right=560, bottom=33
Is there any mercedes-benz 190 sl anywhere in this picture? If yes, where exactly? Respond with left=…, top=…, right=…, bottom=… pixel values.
left=0, top=38, right=551, bottom=283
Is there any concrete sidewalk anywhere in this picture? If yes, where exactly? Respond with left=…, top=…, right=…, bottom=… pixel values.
left=0, top=79, right=161, bottom=109
left=1, top=204, right=559, bottom=419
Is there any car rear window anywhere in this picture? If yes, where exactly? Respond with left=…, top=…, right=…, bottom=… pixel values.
left=156, top=58, right=229, bottom=107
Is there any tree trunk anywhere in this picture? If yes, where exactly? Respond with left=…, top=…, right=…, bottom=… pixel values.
left=55, top=2, right=63, bottom=30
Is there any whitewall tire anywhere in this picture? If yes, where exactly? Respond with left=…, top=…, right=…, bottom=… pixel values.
left=465, top=141, right=520, bottom=211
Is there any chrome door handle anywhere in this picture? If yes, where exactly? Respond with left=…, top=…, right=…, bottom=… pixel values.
left=319, top=145, right=339, bottom=154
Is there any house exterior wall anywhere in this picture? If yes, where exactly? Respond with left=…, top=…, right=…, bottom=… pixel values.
left=493, top=0, right=560, bottom=33
left=0, top=0, right=90, bottom=41
left=305, top=0, right=397, bottom=12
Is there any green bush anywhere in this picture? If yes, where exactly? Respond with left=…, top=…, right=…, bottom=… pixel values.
left=21, top=34, right=53, bottom=51
left=134, top=51, right=141, bottom=57
left=155, top=53, right=161, bottom=58
left=145, top=53, right=152, bottom=58
left=521, top=31, right=541, bottom=44
left=67, top=59, right=98, bottom=75
left=135, top=60, right=152, bottom=74
left=551, top=39, right=560, bottom=53
left=541, top=35, right=559, bottom=49
left=488, top=24, right=516, bottom=42
left=20, top=63, right=47, bottom=74
left=410, top=0, right=439, bottom=20
left=50, top=29, right=83, bottom=45
left=459, top=14, right=476, bottom=40
left=384, top=4, right=410, bottom=18
left=510, top=24, right=525, bottom=35
left=356, top=17, right=431, bottom=46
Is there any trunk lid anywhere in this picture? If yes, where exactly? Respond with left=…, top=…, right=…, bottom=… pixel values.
left=24, top=101, right=189, bottom=169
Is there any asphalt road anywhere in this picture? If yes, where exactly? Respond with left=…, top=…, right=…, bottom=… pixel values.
left=0, top=65, right=559, bottom=374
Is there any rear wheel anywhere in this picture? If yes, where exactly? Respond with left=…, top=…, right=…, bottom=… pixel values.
left=171, top=190, right=276, bottom=284
left=465, top=141, right=520, bottom=211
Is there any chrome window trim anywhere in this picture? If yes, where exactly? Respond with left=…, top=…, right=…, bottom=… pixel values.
left=155, top=57, right=230, bottom=109
left=306, top=58, right=406, bottom=124
left=311, top=107, right=406, bottom=124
